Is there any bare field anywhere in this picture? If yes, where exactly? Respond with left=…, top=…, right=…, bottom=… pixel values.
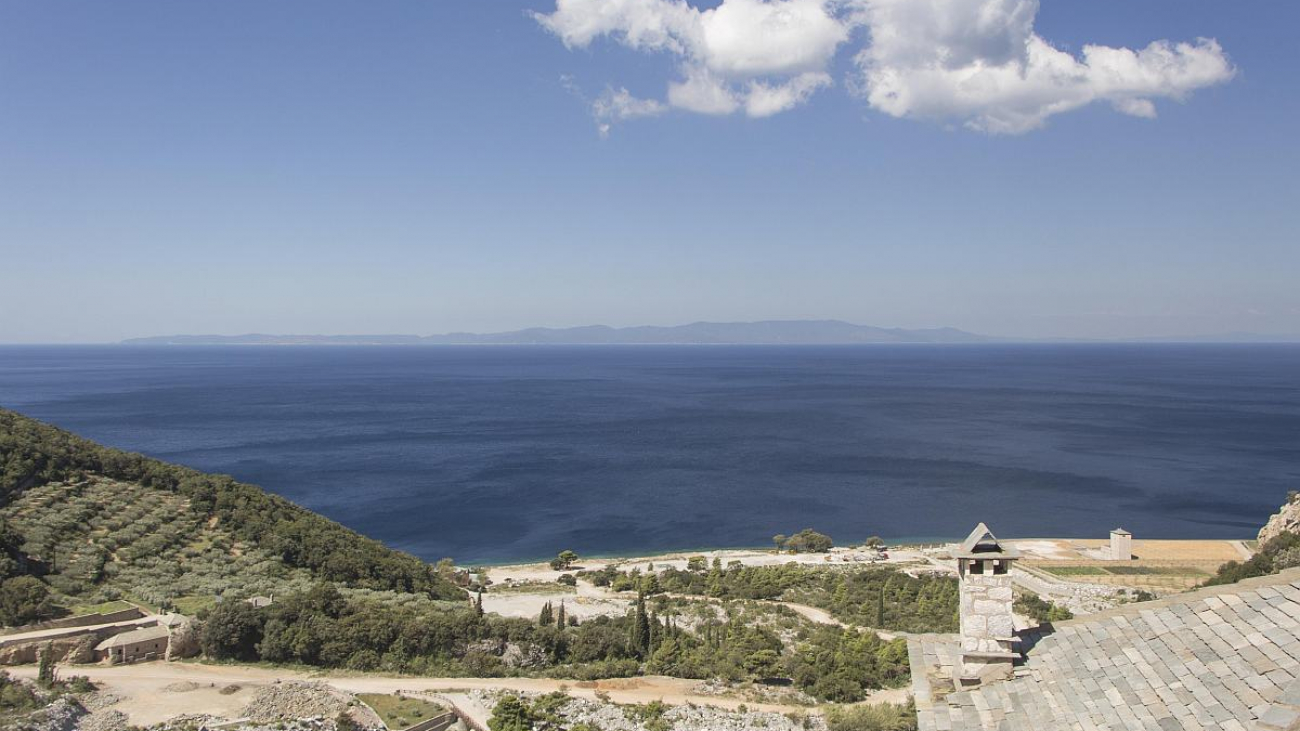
left=1013, top=539, right=1244, bottom=591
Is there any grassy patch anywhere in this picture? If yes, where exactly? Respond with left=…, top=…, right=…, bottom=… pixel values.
left=1040, top=566, right=1108, bottom=576
left=170, top=595, right=218, bottom=616
left=1104, top=566, right=1207, bottom=576
left=490, top=581, right=576, bottom=595
left=65, top=599, right=137, bottom=616
left=357, top=693, right=446, bottom=730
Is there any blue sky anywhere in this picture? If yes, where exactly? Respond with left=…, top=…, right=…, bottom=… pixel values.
left=1, top=0, right=1296, bottom=342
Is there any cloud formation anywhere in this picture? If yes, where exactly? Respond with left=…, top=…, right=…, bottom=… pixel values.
left=854, top=0, right=1236, bottom=133
left=535, top=0, right=850, bottom=124
left=534, top=0, right=1235, bottom=135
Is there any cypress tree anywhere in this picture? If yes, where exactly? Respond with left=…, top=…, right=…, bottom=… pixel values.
left=539, top=601, right=553, bottom=627
left=475, top=589, right=485, bottom=618
left=633, top=591, right=650, bottom=655
left=875, top=588, right=886, bottom=628
left=556, top=601, right=567, bottom=630
left=37, top=642, right=55, bottom=687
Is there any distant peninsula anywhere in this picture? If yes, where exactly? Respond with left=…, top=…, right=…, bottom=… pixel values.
left=121, top=320, right=999, bottom=346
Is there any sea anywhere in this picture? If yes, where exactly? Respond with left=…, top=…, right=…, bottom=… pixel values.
left=0, top=344, right=1297, bottom=564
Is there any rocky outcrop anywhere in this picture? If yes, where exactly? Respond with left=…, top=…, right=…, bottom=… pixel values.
left=165, top=619, right=201, bottom=660
left=1259, top=492, right=1300, bottom=545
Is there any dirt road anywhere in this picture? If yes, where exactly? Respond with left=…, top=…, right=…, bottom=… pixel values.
left=10, top=661, right=909, bottom=726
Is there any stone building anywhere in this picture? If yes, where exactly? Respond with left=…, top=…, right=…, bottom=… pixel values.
left=1110, top=527, right=1132, bottom=560
left=953, top=523, right=1020, bottom=685
left=94, top=625, right=171, bottom=664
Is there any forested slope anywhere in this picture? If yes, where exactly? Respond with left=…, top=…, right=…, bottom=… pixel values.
left=0, top=407, right=462, bottom=623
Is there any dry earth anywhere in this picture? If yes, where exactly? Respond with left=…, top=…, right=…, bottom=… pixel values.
left=8, top=662, right=908, bottom=727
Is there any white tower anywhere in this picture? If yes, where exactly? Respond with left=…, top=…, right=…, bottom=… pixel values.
left=1110, top=528, right=1132, bottom=561
left=955, top=522, right=1020, bottom=685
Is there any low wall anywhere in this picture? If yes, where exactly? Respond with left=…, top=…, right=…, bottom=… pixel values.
left=1, top=608, right=144, bottom=636
left=404, top=711, right=460, bottom=731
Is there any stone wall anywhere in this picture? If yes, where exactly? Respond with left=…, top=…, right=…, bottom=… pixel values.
left=959, top=572, right=1015, bottom=654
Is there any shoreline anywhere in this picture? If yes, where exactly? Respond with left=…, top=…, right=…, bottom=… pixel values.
left=443, top=534, right=1252, bottom=569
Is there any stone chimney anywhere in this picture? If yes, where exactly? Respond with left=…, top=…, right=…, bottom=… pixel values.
left=954, top=522, right=1020, bottom=685
left=1109, top=528, right=1132, bottom=561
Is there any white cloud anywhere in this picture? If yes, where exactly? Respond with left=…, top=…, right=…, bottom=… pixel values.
left=535, top=0, right=847, bottom=132
left=592, top=87, right=668, bottom=137
left=535, top=0, right=1235, bottom=135
left=668, top=69, right=740, bottom=115
left=854, top=0, right=1236, bottom=133
left=745, top=71, right=833, bottom=117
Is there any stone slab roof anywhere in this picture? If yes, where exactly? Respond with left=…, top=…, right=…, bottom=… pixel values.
left=94, top=624, right=170, bottom=651
left=955, top=523, right=1021, bottom=560
left=910, top=568, right=1300, bottom=731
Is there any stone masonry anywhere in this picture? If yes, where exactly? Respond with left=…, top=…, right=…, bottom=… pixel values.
left=954, top=523, right=1021, bottom=684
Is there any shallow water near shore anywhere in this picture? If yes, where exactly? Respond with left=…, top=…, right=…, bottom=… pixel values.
left=1, top=343, right=1297, bottom=564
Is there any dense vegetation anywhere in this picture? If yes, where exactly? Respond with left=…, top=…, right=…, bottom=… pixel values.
left=200, top=585, right=908, bottom=702
left=825, top=701, right=918, bottom=731
left=773, top=529, right=834, bottom=553
left=1013, top=593, right=1073, bottom=623
left=1205, top=530, right=1300, bottom=586
left=1, top=477, right=319, bottom=612
left=0, top=408, right=462, bottom=614
left=582, top=561, right=959, bottom=633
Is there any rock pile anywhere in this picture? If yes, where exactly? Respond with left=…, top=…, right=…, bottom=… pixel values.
left=239, top=681, right=356, bottom=722
left=144, top=716, right=358, bottom=731
left=12, top=696, right=85, bottom=731
left=78, top=708, right=129, bottom=731
left=469, top=690, right=826, bottom=731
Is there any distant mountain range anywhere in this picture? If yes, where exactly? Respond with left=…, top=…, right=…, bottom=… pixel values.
left=120, top=321, right=1300, bottom=346
left=121, top=320, right=998, bottom=346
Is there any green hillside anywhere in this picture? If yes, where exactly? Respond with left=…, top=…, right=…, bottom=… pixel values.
left=0, top=408, right=462, bottom=622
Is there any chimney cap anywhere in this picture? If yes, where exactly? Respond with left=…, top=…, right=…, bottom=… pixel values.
left=954, top=522, right=1021, bottom=559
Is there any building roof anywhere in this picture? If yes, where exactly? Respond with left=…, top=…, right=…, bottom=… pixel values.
left=1112, top=527, right=1132, bottom=536
left=94, top=624, right=170, bottom=651
left=910, top=567, right=1300, bottom=731
left=954, top=522, right=1021, bottom=560
left=158, top=612, right=188, bottom=628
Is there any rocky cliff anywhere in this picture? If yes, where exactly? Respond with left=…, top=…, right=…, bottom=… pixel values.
left=1258, top=492, right=1300, bottom=545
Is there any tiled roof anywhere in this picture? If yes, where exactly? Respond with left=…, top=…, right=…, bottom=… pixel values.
left=910, top=568, right=1300, bottom=731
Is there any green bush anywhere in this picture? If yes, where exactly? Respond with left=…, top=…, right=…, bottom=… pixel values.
left=825, top=701, right=918, bottom=731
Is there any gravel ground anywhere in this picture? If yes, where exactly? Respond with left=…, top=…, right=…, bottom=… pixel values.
left=239, top=680, right=383, bottom=728
left=469, top=689, right=827, bottom=731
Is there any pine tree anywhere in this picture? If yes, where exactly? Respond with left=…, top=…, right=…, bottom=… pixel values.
left=556, top=601, right=567, bottom=630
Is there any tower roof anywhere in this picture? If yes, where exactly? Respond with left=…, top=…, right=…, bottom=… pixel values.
left=954, top=522, right=1021, bottom=559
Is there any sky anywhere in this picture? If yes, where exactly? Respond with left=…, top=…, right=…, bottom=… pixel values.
left=0, top=0, right=1297, bottom=343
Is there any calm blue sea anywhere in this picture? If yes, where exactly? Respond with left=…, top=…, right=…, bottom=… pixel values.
left=0, top=344, right=1297, bottom=563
